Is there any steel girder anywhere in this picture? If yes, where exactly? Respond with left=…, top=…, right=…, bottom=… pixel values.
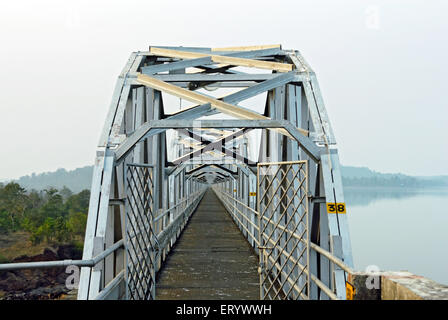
left=78, top=44, right=353, bottom=301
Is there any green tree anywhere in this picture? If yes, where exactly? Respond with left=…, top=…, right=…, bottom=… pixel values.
left=0, top=182, right=28, bottom=232
left=54, top=216, right=70, bottom=242
left=0, top=209, right=13, bottom=233
left=0, top=183, right=88, bottom=245
left=41, top=188, right=66, bottom=218
left=31, top=217, right=55, bottom=243
left=67, top=212, right=87, bottom=237
left=65, top=189, right=90, bottom=215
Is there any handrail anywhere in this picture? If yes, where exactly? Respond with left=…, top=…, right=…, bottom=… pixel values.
left=217, top=189, right=259, bottom=216
left=220, top=197, right=260, bottom=246
left=213, top=188, right=260, bottom=246
left=0, top=239, right=124, bottom=271
left=310, top=274, right=339, bottom=300
left=310, top=242, right=354, bottom=274
left=215, top=188, right=353, bottom=273
left=154, top=189, right=205, bottom=223
left=156, top=190, right=205, bottom=249
left=0, top=186, right=206, bottom=302
left=213, top=186, right=351, bottom=301
left=122, top=189, right=205, bottom=240
left=217, top=191, right=259, bottom=230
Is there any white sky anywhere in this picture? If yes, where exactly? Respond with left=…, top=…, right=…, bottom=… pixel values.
left=0, top=0, right=447, bottom=179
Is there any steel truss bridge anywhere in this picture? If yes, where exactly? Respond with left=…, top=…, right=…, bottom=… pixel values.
left=0, top=44, right=354, bottom=300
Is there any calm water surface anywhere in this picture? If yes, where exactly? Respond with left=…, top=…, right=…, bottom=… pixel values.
left=345, top=187, right=448, bottom=285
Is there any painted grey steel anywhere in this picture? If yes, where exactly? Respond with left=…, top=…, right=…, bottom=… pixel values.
left=141, top=57, right=213, bottom=75
left=93, top=270, right=125, bottom=300
left=221, top=72, right=296, bottom=103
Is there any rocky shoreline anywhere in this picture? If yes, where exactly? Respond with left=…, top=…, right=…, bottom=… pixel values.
left=0, top=245, right=81, bottom=300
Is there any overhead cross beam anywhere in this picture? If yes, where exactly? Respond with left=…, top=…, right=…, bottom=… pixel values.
left=141, top=56, right=213, bottom=75
left=192, top=171, right=232, bottom=182
left=175, top=128, right=256, bottom=166
left=135, top=72, right=304, bottom=141
left=142, top=47, right=284, bottom=75
left=115, top=72, right=303, bottom=160
left=149, top=47, right=293, bottom=72
left=177, top=139, right=222, bottom=158
left=115, top=119, right=320, bottom=163
left=172, top=128, right=255, bottom=165
left=186, top=164, right=237, bottom=176
left=151, top=73, right=277, bottom=82
left=186, top=165, right=237, bottom=180
left=136, top=73, right=291, bottom=123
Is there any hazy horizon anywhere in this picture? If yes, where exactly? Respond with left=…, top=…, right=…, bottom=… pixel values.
left=0, top=0, right=447, bottom=179
left=2, top=162, right=447, bottom=184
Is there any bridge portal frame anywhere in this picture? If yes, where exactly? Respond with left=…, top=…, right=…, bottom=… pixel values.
left=76, top=44, right=353, bottom=300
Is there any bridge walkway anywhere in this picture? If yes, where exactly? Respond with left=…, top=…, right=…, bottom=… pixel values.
left=156, top=189, right=259, bottom=300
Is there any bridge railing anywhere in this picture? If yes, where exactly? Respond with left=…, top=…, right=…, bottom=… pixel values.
left=0, top=238, right=126, bottom=299
left=0, top=187, right=206, bottom=300
left=152, top=188, right=206, bottom=272
left=212, top=185, right=352, bottom=300
left=93, top=187, right=208, bottom=300
left=213, top=186, right=260, bottom=249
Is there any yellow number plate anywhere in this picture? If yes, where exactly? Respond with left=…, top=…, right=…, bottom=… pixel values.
left=249, top=192, right=257, bottom=196
left=326, top=202, right=346, bottom=214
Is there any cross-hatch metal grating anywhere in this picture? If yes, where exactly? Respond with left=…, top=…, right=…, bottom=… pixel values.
left=257, top=160, right=310, bottom=300
left=125, top=164, right=157, bottom=300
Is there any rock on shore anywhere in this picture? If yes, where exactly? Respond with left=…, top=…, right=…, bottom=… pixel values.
left=0, top=245, right=82, bottom=300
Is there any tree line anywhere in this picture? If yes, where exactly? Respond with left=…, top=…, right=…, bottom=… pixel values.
left=0, top=182, right=89, bottom=246
left=342, top=175, right=448, bottom=188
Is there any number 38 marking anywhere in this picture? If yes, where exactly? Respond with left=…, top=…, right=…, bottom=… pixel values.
left=326, top=202, right=346, bottom=214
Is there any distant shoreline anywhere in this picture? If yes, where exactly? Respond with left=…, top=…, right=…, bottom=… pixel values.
left=2, top=165, right=447, bottom=194
left=344, top=185, right=448, bottom=193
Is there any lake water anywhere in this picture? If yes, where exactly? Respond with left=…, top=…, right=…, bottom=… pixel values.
left=345, top=187, right=448, bottom=285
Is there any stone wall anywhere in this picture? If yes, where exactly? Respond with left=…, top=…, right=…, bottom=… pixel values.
left=348, top=271, right=448, bottom=300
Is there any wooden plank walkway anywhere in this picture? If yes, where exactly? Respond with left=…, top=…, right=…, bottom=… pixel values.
left=156, top=189, right=259, bottom=300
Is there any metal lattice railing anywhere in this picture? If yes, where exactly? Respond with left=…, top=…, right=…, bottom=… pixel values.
left=212, top=160, right=353, bottom=300
left=213, top=188, right=260, bottom=248
left=257, top=160, right=310, bottom=300
left=125, top=163, right=157, bottom=300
